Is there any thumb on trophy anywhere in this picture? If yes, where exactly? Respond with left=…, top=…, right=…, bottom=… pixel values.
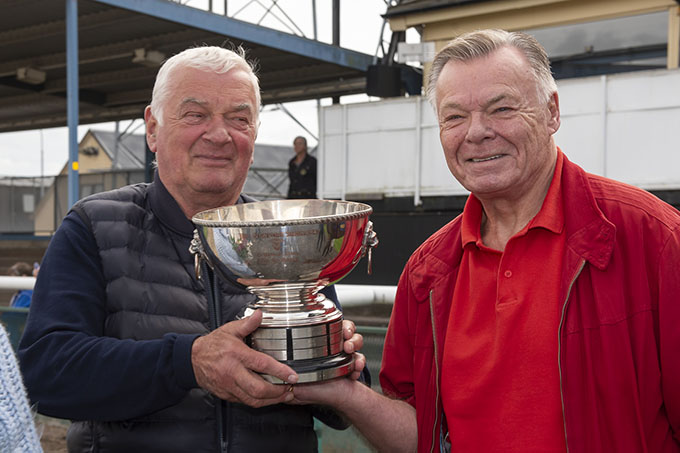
left=234, top=309, right=264, bottom=339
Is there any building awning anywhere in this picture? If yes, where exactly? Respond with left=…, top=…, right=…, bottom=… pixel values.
left=0, top=0, right=376, bottom=133
left=383, top=0, right=492, bottom=18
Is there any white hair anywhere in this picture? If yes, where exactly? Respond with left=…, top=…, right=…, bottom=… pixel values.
left=150, top=45, right=261, bottom=125
left=427, top=29, right=557, bottom=110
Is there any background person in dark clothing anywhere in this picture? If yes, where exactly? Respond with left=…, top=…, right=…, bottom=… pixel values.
left=287, top=136, right=317, bottom=199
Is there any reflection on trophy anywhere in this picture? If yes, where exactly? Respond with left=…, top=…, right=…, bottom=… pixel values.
left=191, top=199, right=378, bottom=383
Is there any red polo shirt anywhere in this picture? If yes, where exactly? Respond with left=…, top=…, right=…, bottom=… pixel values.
left=441, top=152, right=567, bottom=452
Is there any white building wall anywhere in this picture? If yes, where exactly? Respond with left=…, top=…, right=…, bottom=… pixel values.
left=319, top=68, right=680, bottom=202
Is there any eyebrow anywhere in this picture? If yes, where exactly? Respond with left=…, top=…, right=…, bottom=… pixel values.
left=233, top=103, right=253, bottom=114
left=485, top=94, right=510, bottom=108
left=181, top=99, right=253, bottom=112
left=179, top=97, right=208, bottom=109
left=440, top=94, right=513, bottom=113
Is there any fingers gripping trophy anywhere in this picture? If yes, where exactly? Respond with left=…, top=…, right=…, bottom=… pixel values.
left=191, top=199, right=378, bottom=383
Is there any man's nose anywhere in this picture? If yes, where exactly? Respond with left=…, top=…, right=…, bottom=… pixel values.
left=465, top=112, right=493, bottom=143
left=203, top=117, right=231, bottom=144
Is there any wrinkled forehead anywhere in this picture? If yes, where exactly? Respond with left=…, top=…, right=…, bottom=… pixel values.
left=435, top=48, right=537, bottom=105
left=168, top=67, right=258, bottom=110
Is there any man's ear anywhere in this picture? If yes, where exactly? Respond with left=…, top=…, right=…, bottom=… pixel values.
left=144, top=106, right=158, bottom=153
left=547, top=92, right=561, bottom=135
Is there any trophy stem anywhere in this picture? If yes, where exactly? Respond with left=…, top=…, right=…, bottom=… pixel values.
left=242, top=287, right=353, bottom=383
left=247, top=282, right=324, bottom=309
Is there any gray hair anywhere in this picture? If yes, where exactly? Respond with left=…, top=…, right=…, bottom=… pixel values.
left=150, top=45, right=261, bottom=125
left=426, top=29, right=557, bottom=108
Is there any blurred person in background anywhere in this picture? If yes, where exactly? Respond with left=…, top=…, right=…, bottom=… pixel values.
left=7, top=262, right=36, bottom=308
left=287, top=136, right=317, bottom=199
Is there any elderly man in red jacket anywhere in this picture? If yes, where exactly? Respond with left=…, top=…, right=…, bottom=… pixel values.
left=291, top=29, right=680, bottom=453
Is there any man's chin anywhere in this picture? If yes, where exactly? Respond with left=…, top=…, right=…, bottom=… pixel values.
left=191, top=177, right=244, bottom=197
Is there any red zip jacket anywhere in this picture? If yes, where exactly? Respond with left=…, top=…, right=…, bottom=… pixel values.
left=380, top=152, right=680, bottom=453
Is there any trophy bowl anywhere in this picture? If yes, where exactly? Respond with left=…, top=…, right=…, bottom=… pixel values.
left=192, top=199, right=378, bottom=383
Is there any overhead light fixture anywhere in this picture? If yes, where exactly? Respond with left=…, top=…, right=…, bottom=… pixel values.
left=132, top=48, right=166, bottom=67
left=16, top=67, right=46, bottom=85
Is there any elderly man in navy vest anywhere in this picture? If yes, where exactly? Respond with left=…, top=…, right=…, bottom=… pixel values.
left=19, top=46, right=365, bottom=453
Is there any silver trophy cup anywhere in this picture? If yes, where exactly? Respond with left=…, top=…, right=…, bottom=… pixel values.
left=191, top=199, right=378, bottom=383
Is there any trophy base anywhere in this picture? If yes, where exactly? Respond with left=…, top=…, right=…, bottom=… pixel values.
left=262, top=352, right=355, bottom=384
left=245, top=304, right=353, bottom=383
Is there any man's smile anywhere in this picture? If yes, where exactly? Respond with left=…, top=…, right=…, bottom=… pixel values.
left=469, top=154, right=504, bottom=163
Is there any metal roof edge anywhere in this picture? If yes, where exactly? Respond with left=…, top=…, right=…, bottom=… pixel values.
left=383, top=0, right=492, bottom=18
left=91, top=0, right=375, bottom=71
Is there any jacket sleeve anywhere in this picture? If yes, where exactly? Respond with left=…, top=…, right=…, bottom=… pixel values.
left=659, top=226, right=680, bottom=442
left=0, top=324, right=43, bottom=452
left=379, top=261, right=416, bottom=407
left=18, top=212, right=198, bottom=421
left=313, top=283, right=370, bottom=430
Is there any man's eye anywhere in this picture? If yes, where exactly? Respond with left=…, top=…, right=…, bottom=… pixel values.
left=495, top=107, right=512, bottom=113
left=181, top=112, right=206, bottom=124
left=230, top=117, right=251, bottom=128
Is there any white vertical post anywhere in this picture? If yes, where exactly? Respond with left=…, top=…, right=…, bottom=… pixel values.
left=414, top=97, right=423, bottom=206
left=341, top=104, right=348, bottom=201
left=39, top=129, right=45, bottom=197
left=318, top=105, right=325, bottom=199
left=312, top=0, right=322, bottom=197
left=600, top=75, right=608, bottom=178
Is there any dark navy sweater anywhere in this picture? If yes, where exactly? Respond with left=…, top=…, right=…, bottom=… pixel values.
left=18, top=185, right=339, bottom=422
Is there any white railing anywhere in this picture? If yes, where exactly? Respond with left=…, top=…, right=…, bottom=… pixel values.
left=334, top=284, right=396, bottom=307
left=0, top=276, right=35, bottom=290
left=0, top=276, right=395, bottom=306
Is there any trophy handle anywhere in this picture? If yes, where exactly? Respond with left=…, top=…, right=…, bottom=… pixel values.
left=190, top=229, right=253, bottom=290
left=350, top=221, right=379, bottom=275
left=190, top=230, right=208, bottom=280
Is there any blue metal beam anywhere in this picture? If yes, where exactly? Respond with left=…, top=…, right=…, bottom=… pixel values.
left=66, top=0, right=79, bottom=208
left=91, top=0, right=374, bottom=71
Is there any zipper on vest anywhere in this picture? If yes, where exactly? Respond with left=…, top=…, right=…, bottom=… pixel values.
left=199, top=260, right=228, bottom=452
left=221, top=400, right=230, bottom=453
left=557, top=258, right=585, bottom=453
left=429, top=289, right=442, bottom=453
